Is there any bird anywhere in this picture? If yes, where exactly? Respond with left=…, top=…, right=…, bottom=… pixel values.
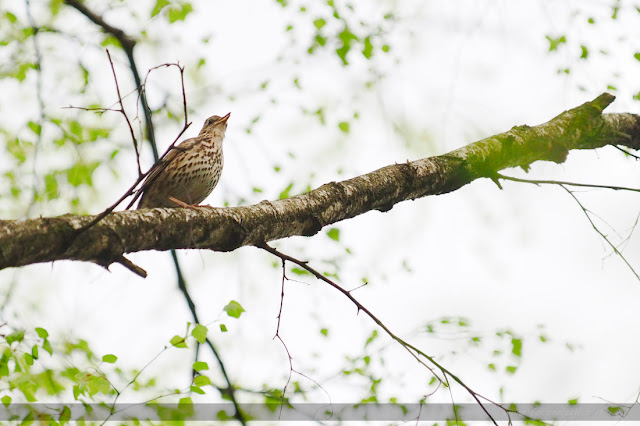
left=137, top=113, right=231, bottom=209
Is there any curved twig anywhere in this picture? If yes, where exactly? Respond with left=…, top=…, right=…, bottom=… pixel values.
left=259, top=243, right=516, bottom=425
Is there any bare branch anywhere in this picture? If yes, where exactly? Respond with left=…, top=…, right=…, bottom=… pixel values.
left=496, top=173, right=640, bottom=192
left=259, top=243, right=511, bottom=425
left=562, top=186, right=640, bottom=280
left=64, top=0, right=158, bottom=159
left=106, top=49, right=141, bottom=175
left=496, top=173, right=640, bottom=280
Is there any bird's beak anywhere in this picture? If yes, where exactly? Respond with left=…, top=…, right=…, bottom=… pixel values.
left=220, top=112, right=231, bottom=123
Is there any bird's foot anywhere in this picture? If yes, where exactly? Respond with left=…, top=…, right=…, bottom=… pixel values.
left=168, top=196, right=201, bottom=210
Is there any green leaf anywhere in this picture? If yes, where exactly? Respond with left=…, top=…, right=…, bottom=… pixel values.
left=101, top=35, right=121, bottom=48
left=365, top=330, right=378, bottom=346
left=6, top=330, right=25, bottom=345
left=50, top=0, right=64, bottom=15
left=87, top=375, right=111, bottom=396
left=320, top=328, right=328, bottom=337
left=72, top=385, right=81, bottom=400
left=44, top=173, right=59, bottom=200
left=102, top=354, right=117, bottom=363
left=487, top=363, right=496, bottom=371
left=580, top=45, right=588, bottom=59
left=178, top=397, right=193, bottom=410
left=167, top=2, right=193, bottom=23
left=290, top=267, right=310, bottom=275
left=42, top=339, right=53, bottom=355
left=506, top=365, right=518, bottom=374
left=9, top=62, right=36, bottom=82
left=326, top=228, right=340, bottom=241
left=1, top=395, right=10, bottom=407
left=313, top=18, right=326, bottom=29
left=18, top=378, right=37, bottom=401
left=193, top=361, right=209, bottom=371
left=5, top=12, right=17, bottom=23
left=190, top=385, right=205, bottom=395
left=170, top=335, right=188, bottom=348
left=24, top=353, right=34, bottom=366
left=60, top=405, right=71, bottom=422
left=31, top=345, right=38, bottom=360
left=338, top=121, right=350, bottom=133
left=223, top=301, right=245, bottom=319
left=7, top=138, right=30, bottom=164
left=568, top=398, right=578, bottom=405
left=608, top=406, right=622, bottom=415
left=336, top=26, right=358, bottom=65
left=545, top=35, right=566, bottom=51
left=279, top=182, right=293, bottom=199
left=194, top=375, right=211, bottom=386
left=151, top=0, right=170, bottom=17
left=363, top=36, right=373, bottom=59
left=634, top=52, right=640, bottom=62
left=67, top=161, right=100, bottom=187
left=27, top=121, right=41, bottom=136
left=511, top=338, right=522, bottom=357
left=35, top=327, right=49, bottom=339
left=191, top=324, right=208, bottom=344
left=220, top=324, right=227, bottom=332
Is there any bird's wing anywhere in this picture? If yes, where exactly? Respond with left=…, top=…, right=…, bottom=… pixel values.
left=139, top=136, right=201, bottom=192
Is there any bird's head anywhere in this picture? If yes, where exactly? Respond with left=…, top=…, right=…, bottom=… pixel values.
left=200, top=112, right=231, bottom=137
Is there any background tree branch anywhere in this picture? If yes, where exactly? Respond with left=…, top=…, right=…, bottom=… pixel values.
left=1, top=93, right=638, bottom=273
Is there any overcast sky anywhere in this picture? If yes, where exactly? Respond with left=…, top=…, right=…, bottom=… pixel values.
left=1, top=0, right=640, bottom=423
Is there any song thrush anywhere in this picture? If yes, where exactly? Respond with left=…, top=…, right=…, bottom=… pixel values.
left=137, top=113, right=230, bottom=208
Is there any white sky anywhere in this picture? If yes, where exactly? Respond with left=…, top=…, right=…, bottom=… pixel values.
left=1, top=0, right=640, bottom=424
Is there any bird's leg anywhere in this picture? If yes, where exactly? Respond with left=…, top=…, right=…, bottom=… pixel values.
left=168, top=196, right=202, bottom=209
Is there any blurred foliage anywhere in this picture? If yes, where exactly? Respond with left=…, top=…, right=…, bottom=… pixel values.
left=0, top=0, right=637, bottom=423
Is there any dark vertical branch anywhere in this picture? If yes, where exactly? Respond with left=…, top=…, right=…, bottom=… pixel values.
left=127, top=48, right=159, bottom=160
left=63, top=0, right=158, bottom=159
left=170, top=251, right=246, bottom=426
left=62, top=3, right=244, bottom=423
left=24, top=0, right=46, bottom=218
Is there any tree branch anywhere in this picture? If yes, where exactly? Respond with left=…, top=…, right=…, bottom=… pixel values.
left=1, top=94, right=639, bottom=272
left=63, top=0, right=159, bottom=159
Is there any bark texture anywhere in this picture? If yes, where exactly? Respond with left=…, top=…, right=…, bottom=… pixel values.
left=1, top=93, right=639, bottom=273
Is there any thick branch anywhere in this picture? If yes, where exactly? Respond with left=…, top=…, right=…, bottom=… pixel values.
left=1, top=94, right=639, bottom=272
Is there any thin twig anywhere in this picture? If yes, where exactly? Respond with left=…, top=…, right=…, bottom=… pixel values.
left=562, top=186, right=640, bottom=281
left=271, top=257, right=332, bottom=419
left=106, top=49, right=141, bottom=175
left=496, top=173, right=640, bottom=192
left=613, top=145, right=640, bottom=160
left=259, top=243, right=509, bottom=425
left=496, top=173, right=640, bottom=281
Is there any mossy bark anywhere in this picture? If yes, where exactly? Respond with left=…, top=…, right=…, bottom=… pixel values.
left=1, top=94, right=638, bottom=273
